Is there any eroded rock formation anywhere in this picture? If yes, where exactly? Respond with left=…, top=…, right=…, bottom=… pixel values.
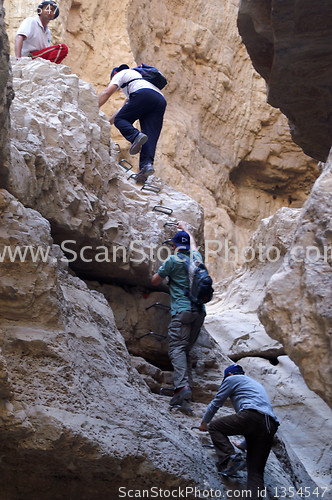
left=8, top=57, right=205, bottom=288
left=0, top=189, right=223, bottom=499
left=238, top=0, right=332, bottom=162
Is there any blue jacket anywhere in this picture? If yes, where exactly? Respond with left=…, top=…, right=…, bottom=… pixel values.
left=203, top=374, right=279, bottom=424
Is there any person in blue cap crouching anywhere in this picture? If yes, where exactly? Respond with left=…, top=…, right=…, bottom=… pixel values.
left=199, top=363, right=279, bottom=499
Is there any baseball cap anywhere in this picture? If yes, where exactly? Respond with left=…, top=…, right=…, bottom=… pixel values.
left=223, top=364, right=245, bottom=379
left=171, top=231, right=190, bottom=250
left=110, top=64, right=129, bottom=79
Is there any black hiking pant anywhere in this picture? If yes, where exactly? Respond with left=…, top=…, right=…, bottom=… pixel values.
left=114, top=89, right=166, bottom=170
left=208, top=409, right=278, bottom=499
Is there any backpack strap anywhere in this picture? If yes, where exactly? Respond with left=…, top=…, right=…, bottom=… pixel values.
left=120, top=78, right=142, bottom=88
left=177, top=252, right=201, bottom=264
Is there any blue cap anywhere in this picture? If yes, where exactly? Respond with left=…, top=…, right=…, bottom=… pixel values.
left=110, top=64, right=129, bottom=79
left=171, top=231, right=190, bottom=250
left=224, top=364, right=245, bottom=379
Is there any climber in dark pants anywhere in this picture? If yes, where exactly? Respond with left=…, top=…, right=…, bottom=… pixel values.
left=199, top=364, right=279, bottom=500
left=114, top=89, right=166, bottom=172
left=98, top=64, right=167, bottom=184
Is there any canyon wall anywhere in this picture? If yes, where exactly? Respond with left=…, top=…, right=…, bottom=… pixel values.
left=237, top=0, right=332, bottom=411
left=0, top=0, right=12, bottom=185
left=238, top=0, right=332, bottom=162
left=0, top=55, right=329, bottom=498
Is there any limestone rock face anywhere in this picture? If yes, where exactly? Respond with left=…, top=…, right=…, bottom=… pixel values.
left=8, top=57, right=204, bottom=287
left=4, top=0, right=318, bottom=280
left=0, top=0, right=13, bottom=185
left=238, top=0, right=332, bottom=162
left=205, top=206, right=301, bottom=362
left=259, top=152, right=332, bottom=408
left=0, top=188, right=223, bottom=499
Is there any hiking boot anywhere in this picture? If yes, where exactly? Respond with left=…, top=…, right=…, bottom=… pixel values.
left=141, top=164, right=155, bottom=176
left=221, top=453, right=246, bottom=476
left=170, top=386, right=192, bottom=406
left=135, top=164, right=155, bottom=184
left=129, top=132, right=148, bottom=155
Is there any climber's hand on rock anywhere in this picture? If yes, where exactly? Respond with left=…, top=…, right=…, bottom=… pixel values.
left=199, top=421, right=208, bottom=432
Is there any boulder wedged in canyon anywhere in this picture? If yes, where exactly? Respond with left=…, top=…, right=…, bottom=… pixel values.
left=238, top=0, right=332, bottom=162
left=259, top=151, right=332, bottom=409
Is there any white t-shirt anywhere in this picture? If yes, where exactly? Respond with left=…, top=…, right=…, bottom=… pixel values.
left=17, top=16, right=51, bottom=56
left=111, top=69, right=163, bottom=98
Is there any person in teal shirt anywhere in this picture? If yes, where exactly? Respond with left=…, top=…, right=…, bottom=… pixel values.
left=152, top=221, right=206, bottom=406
